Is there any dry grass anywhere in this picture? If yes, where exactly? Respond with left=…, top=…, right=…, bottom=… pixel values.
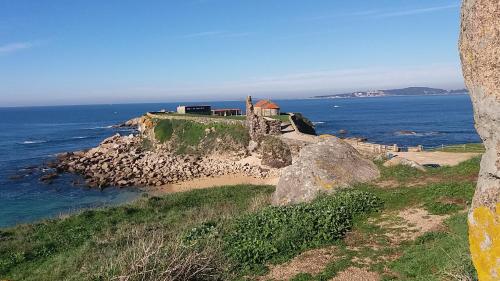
left=88, top=227, right=225, bottom=281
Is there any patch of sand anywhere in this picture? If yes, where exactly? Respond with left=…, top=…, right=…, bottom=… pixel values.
left=261, top=246, right=338, bottom=281
left=395, top=151, right=480, bottom=166
left=329, top=267, right=380, bottom=281
left=379, top=208, right=449, bottom=243
left=375, top=176, right=444, bottom=189
left=148, top=173, right=279, bottom=195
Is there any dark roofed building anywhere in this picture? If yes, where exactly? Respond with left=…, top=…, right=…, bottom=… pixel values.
left=176, top=105, right=212, bottom=115
left=211, top=108, right=242, bottom=116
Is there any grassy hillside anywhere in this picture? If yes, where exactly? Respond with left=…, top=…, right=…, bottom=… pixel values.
left=0, top=186, right=380, bottom=280
left=153, top=118, right=250, bottom=155
left=0, top=157, right=481, bottom=280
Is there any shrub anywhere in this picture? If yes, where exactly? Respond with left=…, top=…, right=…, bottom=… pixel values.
left=154, top=119, right=174, bottom=142
left=223, top=190, right=382, bottom=269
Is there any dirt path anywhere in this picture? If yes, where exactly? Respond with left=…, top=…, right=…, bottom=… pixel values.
left=395, top=151, right=480, bottom=166
left=259, top=207, right=449, bottom=281
left=147, top=173, right=279, bottom=195
left=281, top=131, right=320, bottom=143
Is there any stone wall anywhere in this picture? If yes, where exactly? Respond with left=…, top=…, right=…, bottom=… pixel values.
left=459, top=1, right=500, bottom=280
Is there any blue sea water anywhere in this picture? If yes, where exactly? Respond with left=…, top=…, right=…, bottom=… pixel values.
left=0, top=95, right=480, bottom=227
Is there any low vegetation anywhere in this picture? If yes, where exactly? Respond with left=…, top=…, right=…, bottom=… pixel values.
left=223, top=190, right=381, bottom=271
left=0, top=156, right=481, bottom=280
left=153, top=118, right=250, bottom=154
left=429, top=143, right=485, bottom=153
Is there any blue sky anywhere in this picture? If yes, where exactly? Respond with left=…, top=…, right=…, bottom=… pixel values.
left=0, top=0, right=464, bottom=106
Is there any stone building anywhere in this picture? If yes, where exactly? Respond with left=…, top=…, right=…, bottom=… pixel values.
left=253, top=99, right=280, bottom=117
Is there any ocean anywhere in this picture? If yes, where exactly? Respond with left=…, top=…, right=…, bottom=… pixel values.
left=0, top=94, right=480, bottom=227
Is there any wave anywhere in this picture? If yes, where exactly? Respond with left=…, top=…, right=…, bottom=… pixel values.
left=312, top=121, right=325, bottom=125
left=20, top=140, right=47, bottom=144
left=394, top=131, right=442, bottom=137
left=71, top=136, right=91, bottom=139
left=333, top=105, right=340, bottom=108
left=88, top=125, right=113, bottom=130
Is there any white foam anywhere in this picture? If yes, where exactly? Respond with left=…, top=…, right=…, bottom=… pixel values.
left=21, top=140, right=47, bottom=144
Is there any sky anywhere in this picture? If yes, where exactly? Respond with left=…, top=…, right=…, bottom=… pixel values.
left=0, top=0, right=465, bottom=106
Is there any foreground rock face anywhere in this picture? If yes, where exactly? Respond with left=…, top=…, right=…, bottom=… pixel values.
left=260, top=136, right=292, bottom=168
left=459, top=1, right=500, bottom=279
left=55, top=134, right=275, bottom=188
left=272, top=137, right=380, bottom=205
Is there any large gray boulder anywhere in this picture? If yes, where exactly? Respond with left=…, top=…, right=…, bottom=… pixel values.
left=272, top=136, right=380, bottom=205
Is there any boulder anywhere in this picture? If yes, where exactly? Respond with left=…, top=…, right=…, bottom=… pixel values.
left=460, top=1, right=500, bottom=278
left=272, top=136, right=380, bottom=205
left=383, top=156, right=426, bottom=171
left=260, top=136, right=292, bottom=168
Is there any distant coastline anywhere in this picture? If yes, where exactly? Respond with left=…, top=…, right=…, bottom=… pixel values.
left=311, top=87, right=468, bottom=99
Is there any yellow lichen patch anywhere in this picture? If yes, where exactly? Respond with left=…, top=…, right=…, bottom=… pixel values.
left=315, top=176, right=335, bottom=189
left=469, top=204, right=500, bottom=281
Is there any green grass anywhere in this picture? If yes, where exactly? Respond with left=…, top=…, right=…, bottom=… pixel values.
left=287, top=154, right=481, bottom=281
left=429, top=143, right=485, bottom=153
left=378, top=156, right=480, bottom=184
left=0, top=185, right=274, bottom=280
left=0, top=186, right=382, bottom=280
left=153, top=118, right=250, bottom=154
left=271, top=114, right=291, bottom=122
left=222, top=190, right=381, bottom=270
left=388, top=214, right=477, bottom=281
left=152, top=112, right=247, bottom=120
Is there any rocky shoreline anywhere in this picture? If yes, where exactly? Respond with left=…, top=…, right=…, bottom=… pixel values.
left=51, top=133, right=277, bottom=188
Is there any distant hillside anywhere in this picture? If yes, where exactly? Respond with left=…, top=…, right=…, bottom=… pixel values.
left=312, top=87, right=468, bottom=99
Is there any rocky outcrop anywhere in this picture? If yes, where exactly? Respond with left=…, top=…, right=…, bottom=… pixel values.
left=54, top=134, right=275, bottom=188
left=383, top=156, right=426, bottom=172
left=114, top=117, right=142, bottom=128
left=246, top=96, right=281, bottom=140
left=260, top=136, right=292, bottom=168
left=459, top=1, right=500, bottom=279
left=272, top=136, right=380, bottom=205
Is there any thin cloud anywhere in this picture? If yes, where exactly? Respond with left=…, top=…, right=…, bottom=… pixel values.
left=307, top=3, right=460, bottom=21
left=117, top=64, right=464, bottom=100
left=0, top=42, right=34, bottom=54
left=374, top=4, right=460, bottom=18
left=183, top=31, right=225, bottom=38
left=183, top=30, right=252, bottom=39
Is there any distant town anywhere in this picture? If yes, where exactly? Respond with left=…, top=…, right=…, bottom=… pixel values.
left=312, top=87, right=468, bottom=99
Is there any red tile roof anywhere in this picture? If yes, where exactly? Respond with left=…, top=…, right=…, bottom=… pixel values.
left=254, top=100, right=280, bottom=109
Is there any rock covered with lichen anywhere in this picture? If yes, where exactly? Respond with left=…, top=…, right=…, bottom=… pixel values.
left=459, top=1, right=500, bottom=279
left=272, top=136, right=379, bottom=205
